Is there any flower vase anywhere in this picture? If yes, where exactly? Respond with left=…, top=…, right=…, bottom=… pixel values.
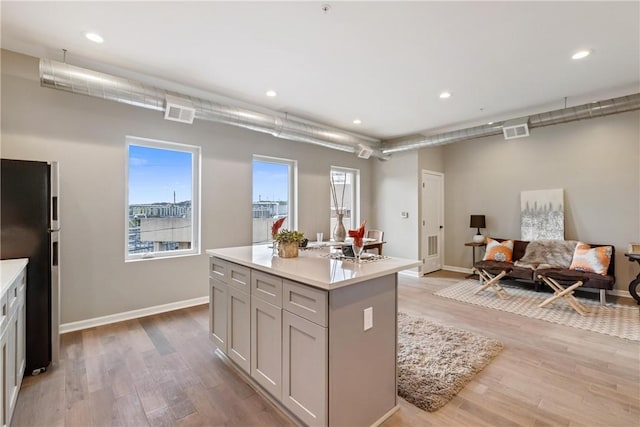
left=271, top=239, right=278, bottom=256
left=334, top=213, right=346, bottom=242
left=278, top=242, right=299, bottom=258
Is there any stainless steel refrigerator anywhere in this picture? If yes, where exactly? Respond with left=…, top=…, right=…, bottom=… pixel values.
left=1, top=159, right=60, bottom=375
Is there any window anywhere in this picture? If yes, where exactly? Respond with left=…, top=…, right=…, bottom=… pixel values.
left=330, top=166, right=360, bottom=233
left=125, top=136, right=200, bottom=261
left=252, top=155, right=297, bottom=244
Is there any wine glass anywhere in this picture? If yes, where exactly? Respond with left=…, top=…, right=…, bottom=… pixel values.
left=352, top=240, right=364, bottom=263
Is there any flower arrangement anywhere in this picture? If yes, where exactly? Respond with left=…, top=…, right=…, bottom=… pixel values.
left=274, top=229, right=305, bottom=244
left=274, top=229, right=305, bottom=258
left=271, top=216, right=287, bottom=239
left=348, top=220, right=367, bottom=247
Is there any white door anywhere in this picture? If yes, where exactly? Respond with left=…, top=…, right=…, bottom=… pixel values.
left=421, top=170, right=444, bottom=274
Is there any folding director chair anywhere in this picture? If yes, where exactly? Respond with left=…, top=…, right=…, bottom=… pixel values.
left=473, top=267, right=512, bottom=300
left=537, top=274, right=589, bottom=316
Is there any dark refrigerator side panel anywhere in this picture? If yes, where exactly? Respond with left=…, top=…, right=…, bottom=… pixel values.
left=1, top=159, right=52, bottom=373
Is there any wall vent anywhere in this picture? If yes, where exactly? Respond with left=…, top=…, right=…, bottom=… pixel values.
left=357, top=144, right=373, bottom=159
left=164, top=95, right=195, bottom=124
left=502, top=117, right=530, bottom=140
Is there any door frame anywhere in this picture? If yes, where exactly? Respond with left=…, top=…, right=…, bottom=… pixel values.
left=421, top=169, right=445, bottom=275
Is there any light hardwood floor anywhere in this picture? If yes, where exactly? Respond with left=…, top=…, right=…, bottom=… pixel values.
left=12, top=272, right=640, bottom=426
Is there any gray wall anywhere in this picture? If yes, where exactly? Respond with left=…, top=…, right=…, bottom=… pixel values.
left=439, top=110, right=640, bottom=293
left=371, top=151, right=419, bottom=264
left=1, top=50, right=373, bottom=323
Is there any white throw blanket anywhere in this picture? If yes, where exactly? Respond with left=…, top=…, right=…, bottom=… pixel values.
left=514, top=240, right=578, bottom=270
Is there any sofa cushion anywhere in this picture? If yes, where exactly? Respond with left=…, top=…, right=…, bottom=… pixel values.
left=474, top=260, right=536, bottom=281
left=515, top=240, right=578, bottom=270
left=483, top=238, right=513, bottom=262
left=536, top=267, right=615, bottom=290
left=569, top=242, right=612, bottom=276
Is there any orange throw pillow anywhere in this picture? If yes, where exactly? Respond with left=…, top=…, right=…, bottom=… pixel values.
left=483, top=238, right=514, bottom=262
left=569, top=242, right=612, bottom=275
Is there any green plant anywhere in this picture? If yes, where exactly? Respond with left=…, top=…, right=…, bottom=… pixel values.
left=274, top=229, right=305, bottom=244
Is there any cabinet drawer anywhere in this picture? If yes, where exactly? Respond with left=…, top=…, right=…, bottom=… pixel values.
left=283, top=280, right=327, bottom=327
left=228, top=263, right=251, bottom=293
left=209, top=257, right=228, bottom=283
left=251, top=271, right=283, bottom=307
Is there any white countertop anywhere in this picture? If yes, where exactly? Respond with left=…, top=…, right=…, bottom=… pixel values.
left=1, top=258, right=28, bottom=295
left=206, top=245, right=420, bottom=290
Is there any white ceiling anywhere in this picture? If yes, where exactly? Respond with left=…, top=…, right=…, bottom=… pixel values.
left=2, top=1, right=639, bottom=140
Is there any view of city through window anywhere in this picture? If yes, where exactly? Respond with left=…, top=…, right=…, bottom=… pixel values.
left=252, top=158, right=291, bottom=244
left=127, top=141, right=195, bottom=257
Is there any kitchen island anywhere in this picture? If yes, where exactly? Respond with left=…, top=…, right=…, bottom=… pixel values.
left=206, top=245, right=420, bottom=427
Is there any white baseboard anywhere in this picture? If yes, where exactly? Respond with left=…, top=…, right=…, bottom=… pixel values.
left=443, top=265, right=473, bottom=274
left=399, top=269, right=421, bottom=278
left=60, top=296, right=209, bottom=334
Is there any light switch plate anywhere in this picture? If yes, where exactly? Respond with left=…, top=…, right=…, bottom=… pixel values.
left=364, top=307, right=373, bottom=331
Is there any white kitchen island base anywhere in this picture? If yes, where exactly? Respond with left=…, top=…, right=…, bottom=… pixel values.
left=207, top=245, right=420, bottom=427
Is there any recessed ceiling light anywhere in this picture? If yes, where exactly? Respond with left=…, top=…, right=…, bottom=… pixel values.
left=265, top=90, right=277, bottom=97
left=353, top=119, right=362, bottom=125
left=572, top=50, right=591, bottom=60
left=85, top=32, right=104, bottom=43
left=488, top=121, right=494, bottom=125
left=439, top=91, right=452, bottom=99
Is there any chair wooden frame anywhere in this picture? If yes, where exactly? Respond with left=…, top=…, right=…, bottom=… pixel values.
left=537, top=274, right=588, bottom=316
left=473, top=268, right=510, bottom=300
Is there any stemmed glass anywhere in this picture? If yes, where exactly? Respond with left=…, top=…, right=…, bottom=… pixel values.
left=352, top=240, right=364, bottom=263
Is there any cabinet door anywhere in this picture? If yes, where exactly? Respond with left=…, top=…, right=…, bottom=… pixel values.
left=227, top=287, right=250, bottom=374
left=282, top=311, right=327, bottom=427
left=209, top=278, right=228, bottom=353
left=251, top=296, right=282, bottom=400
left=6, top=315, right=18, bottom=423
left=0, top=328, right=6, bottom=427
left=16, top=274, right=26, bottom=381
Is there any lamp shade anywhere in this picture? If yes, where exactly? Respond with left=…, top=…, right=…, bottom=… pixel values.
left=470, top=215, right=486, bottom=229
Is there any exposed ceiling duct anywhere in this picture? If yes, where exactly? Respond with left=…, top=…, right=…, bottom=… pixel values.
left=381, top=93, right=640, bottom=154
left=39, top=59, right=639, bottom=159
left=38, top=59, right=386, bottom=159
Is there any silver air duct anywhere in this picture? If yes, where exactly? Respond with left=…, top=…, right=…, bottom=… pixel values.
left=39, top=59, right=386, bottom=159
left=381, top=93, right=640, bottom=154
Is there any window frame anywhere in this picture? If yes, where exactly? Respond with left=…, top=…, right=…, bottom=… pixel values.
left=252, top=155, right=298, bottom=244
left=330, top=166, right=360, bottom=230
left=125, top=136, right=201, bottom=262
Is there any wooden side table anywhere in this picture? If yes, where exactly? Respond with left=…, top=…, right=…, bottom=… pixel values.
left=464, top=241, right=486, bottom=278
left=624, top=253, right=640, bottom=305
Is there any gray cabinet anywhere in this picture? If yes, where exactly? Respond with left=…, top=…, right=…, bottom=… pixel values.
left=227, top=286, right=251, bottom=374
left=209, top=256, right=404, bottom=427
left=282, top=310, right=327, bottom=427
left=209, top=257, right=251, bottom=375
left=16, top=275, right=26, bottom=381
left=251, top=296, right=282, bottom=399
left=0, top=262, right=26, bottom=427
left=209, top=278, right=228, bottom=352
left=0, top=328, right=7, bottom=427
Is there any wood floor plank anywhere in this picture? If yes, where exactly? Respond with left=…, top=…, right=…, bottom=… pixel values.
left=12, top=271, right=639, bottom=426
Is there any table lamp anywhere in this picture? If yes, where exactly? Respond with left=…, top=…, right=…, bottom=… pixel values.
left=470, top=215, right=486, bottom=243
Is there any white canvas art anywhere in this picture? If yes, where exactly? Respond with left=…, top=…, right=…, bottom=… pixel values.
left=520, top=189, right=564, bottom=240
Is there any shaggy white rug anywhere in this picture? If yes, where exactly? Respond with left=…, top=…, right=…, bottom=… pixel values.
left=397, top=312, right=503, bottom=412
left=435, top=279, right=640, bottom=341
